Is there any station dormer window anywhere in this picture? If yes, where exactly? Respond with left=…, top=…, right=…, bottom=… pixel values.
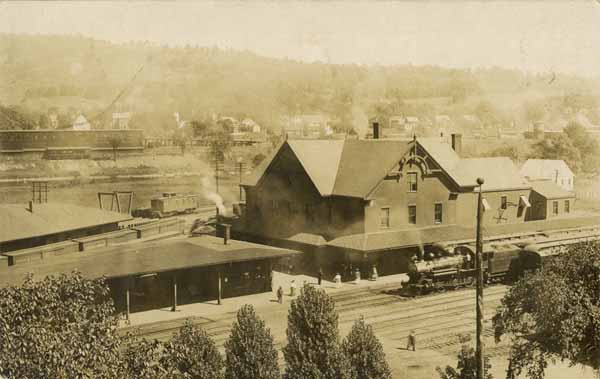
left=408, top=172, right=418, bottom=192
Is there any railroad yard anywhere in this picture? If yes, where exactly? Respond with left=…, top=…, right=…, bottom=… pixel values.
left=120, top=279, right=509, bottom=378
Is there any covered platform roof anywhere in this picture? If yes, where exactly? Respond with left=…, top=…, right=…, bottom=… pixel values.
left=0, top=203, right=132, bottom=244
left=0, top=236, right=300, bottom=287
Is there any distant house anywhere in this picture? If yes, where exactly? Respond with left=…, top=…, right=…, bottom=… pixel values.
left=389, top=116, right=406, bottom=128
left=241, top=118, right=261, bottom=133
left=520, top=159, right=574, bottom=191
left=72, top=115, right=91, bottom=131
left=112, top=112, right=131, bottom=130
left=281, top=114, right=330, bottom=139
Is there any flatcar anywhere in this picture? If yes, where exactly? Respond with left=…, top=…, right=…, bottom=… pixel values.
left=132, top=193, right=204, bottom=218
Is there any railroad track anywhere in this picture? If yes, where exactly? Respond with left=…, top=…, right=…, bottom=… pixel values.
left=124, top=283, right=510, bottom=362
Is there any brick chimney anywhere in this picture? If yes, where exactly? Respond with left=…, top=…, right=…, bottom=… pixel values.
left=217, top=224, right=231, bottom=245
left=372, top=121, right=380, bottom=139
left=451, top=133, right=462, bottom=156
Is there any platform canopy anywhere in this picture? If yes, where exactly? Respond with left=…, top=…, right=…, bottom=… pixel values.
left=0, top=236, right=299, bottom=287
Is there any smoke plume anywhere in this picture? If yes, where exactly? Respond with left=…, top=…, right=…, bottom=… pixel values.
left=201, top=176, right=227, bottom=215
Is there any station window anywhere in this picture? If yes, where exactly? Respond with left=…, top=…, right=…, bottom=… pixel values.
left=408, top=205, right=417, bottom=224
left=408, top=172, right=418, bottom=192
left=434, top=203, right=443, bottom=224
left=380, top=207, right=390, bottom=228
left=564, top=200, right=570, bottom=213
left=500, top=196, right=507, bottom=210
left=552, top=201, right=559, bottom=215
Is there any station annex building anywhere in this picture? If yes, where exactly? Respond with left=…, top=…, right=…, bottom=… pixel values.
left=235, top=132, right=600, bottom=276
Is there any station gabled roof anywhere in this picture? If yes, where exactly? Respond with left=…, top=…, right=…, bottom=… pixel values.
left=0, top=203, right=132, bottom=244
left=0, top=236, right=300, bottom=287
left=417, top=138, right=530, bottom=191
left=242, top=139, right=410, bottom=198
left=520, top=159, right=574, bottom=180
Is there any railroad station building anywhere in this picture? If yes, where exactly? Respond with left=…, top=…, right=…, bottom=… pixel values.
left=0, top=233, right=299, bottom=317
left=235, top=131, right=592, bottom=276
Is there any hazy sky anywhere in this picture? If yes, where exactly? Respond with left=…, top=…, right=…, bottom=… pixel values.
left=1, top=1, right=600, bottom=77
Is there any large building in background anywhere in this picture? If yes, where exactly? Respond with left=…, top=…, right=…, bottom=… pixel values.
left=236, top=131, right=583, bottom=275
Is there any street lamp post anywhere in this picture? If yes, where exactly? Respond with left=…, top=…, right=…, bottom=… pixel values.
left=475, top=177, right=485, bottom=379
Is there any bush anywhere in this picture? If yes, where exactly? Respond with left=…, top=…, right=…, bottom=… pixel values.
left=224, top=304, right=279, bottom=379
left=436, top=344, right=493, bottom=379
left=283, top=284, right=352, bottom=379
left=342, top=317, right=392, bottom=379
left=0, top=272, right=123, bottom=379
left=160, top=320, right=224, bottom=379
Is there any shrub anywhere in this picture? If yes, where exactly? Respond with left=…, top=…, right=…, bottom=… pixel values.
left=342, top=317, right=392, bottom=379
left=224, top=304, right=279, bottom=379
left=283, top=284, right=352, bottom=379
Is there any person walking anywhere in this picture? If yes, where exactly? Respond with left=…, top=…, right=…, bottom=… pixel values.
left=354, top=268, right=361, bottom=284
left=318, top=268, right=323, bottom=286
left=407, top=330, right=416, bottom=351
left=277, top=286, right=283, bottom=304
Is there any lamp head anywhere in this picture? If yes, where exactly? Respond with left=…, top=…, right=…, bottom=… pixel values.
left=476, top=177, right=485, bottom=186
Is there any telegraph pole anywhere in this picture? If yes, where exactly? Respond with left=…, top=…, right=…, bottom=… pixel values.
left=237, top=157, right=244, bottom=202
left=475, top=177, right=485, bottom=379
left=215, top=157, right=220, bottom=217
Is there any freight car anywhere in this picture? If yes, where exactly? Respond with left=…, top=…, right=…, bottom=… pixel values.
left=132, top=193, right=204, bottom=218
left=402, top=233, right=600, bottom=296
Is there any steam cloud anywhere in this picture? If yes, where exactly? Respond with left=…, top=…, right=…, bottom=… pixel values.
left=201, top=176, right=227, bottom=215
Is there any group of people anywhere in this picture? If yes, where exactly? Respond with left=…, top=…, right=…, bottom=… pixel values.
left=275, top=265, right=380, bottom=303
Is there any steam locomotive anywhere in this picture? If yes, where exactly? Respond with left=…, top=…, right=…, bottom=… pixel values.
left=402, top=233, right=600, bottom=296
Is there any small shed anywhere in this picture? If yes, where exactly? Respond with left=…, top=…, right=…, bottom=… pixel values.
left=527, top=180, right=575, bottom=221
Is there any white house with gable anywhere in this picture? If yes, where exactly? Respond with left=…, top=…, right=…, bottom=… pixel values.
left=520, top=159, right=574, bottom=191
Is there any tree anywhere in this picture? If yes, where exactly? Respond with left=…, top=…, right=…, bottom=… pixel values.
left=530, top=134, right=582, bottom=173
left=493, top=241, right=600, bottom=379
left=342, top=317, right=392, bottom=379
left=160, top=320, right=224, bottom=379
left=224, top=305, right=279, bottom=379
left=107, top=136, right=122, bottom=162
left=0, top=272, right=123, bottom=379
left=252, top=153, right=267, bottom=168
left=564, top=121, right=600, bottom=173
left=436, top=344, right=493, bottom=379
left=283, top=284, right=352, bottom=379
left=122, top=337, right=166, bottom=379
left=208, top=128, right=233, bottom=162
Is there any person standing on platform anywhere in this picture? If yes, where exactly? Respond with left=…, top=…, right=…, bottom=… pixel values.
left=277, top=286, right=283, bottom=304
left=290, top=280, right=297, bottom=297
left=333, top=273, right=342, bottom=288
left=371, top=265, right=378, bottom=281
left=318, top=268, right=323, bottom=286
left=354, top=268, right=361, bottom=284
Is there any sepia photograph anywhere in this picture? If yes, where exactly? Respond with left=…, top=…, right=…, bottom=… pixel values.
left=1, top=1, right=600, bottom=378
